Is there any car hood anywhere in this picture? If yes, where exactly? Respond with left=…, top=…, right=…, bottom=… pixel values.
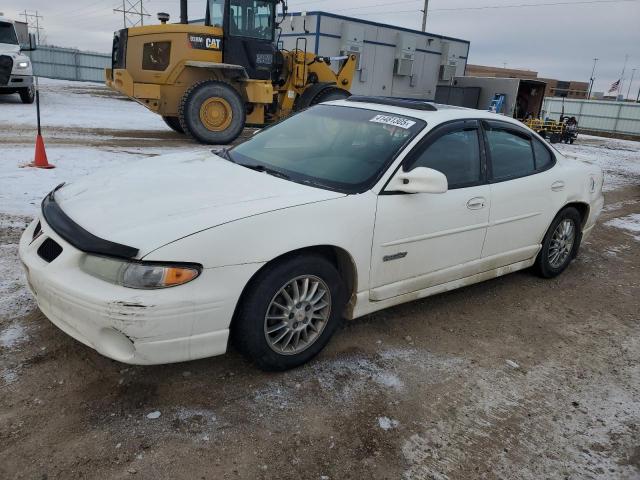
left=53, top=150, right=345, bottom=257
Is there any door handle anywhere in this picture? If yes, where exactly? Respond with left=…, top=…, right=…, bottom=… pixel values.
left=466, top=197, right=486, bottom=210
left=551, top=181, right=565, bottom=192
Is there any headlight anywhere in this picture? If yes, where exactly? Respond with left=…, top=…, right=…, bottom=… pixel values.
left=80, top=255, right=201, bottom=289
left=16, top=60, right=30, bottom=69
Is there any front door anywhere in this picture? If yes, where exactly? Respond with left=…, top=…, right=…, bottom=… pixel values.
left=370, top=120, right=490, bottom=301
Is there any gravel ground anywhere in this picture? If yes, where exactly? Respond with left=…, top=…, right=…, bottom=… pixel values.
left=0, top=81, right=639, bottom=480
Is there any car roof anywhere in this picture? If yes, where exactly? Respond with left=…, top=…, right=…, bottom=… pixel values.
left=326, top=98, right=526, bottom=128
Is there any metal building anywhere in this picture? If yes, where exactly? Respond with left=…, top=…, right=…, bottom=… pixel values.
left=277, top=11, right=470, bottom=101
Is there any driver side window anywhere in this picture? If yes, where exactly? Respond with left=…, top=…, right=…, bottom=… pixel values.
left=408, top=127, right=482, bottom=189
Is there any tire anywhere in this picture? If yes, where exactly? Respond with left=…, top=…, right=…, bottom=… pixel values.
left=310, top=87, right=350, bottom=105
left=550, top=132, right=561, bottom=144
left=162, top=116, right=185, bottom=134
left=19, top=85, right=35, bottom=104
left=232, top=254, right=346, bottom=371
left=534, top=207, right=582, bottom=278
left=178, top=80, right=245, bottom=145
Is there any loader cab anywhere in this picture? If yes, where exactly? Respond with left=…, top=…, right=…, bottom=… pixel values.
left=206, top=0, right=278, bottom=80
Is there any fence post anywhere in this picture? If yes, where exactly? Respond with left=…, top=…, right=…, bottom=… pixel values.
left=612, top=102, right=624, bottom=134
left=74, top=50, right=80, bottom=81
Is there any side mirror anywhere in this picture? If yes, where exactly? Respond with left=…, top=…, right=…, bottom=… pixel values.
left=386, top=167, right=448, bottom=194
left=21, top=33, right=37, bottom=51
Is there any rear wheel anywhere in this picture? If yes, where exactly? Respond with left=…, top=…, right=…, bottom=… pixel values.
left=162, top=116, right=184, bottom=134
left=179, top=80, right=245, bottom=145
left=232, top=254, right=346, bottom=371
left=19, top=85, right=35, bottom=104
left=534, top=207, right=582, bottom=278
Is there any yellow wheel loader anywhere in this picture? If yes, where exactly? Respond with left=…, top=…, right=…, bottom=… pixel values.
left=105, top=0, right=357, bottom=144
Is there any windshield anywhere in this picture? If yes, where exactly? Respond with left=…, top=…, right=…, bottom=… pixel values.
left=229, top=105, right=425, bottom=193
left=0, top=22, right=18, bottom=45
left=229, top=0, right=275, bottom=41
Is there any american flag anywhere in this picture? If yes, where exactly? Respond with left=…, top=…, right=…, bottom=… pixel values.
left=608, top=79, right=621, bottom=93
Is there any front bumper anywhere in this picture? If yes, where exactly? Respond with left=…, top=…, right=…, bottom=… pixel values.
left=0, top=74, right=33, bottom=91
left=19, top=216, right=261, bottom=365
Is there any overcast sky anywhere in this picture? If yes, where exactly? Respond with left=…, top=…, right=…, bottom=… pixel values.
left=3, top=0, right=639, bottom=97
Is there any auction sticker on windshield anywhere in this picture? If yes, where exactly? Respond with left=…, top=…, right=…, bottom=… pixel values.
left=369, top=114, right=416, bottom=129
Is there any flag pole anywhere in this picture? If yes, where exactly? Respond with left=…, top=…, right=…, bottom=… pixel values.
left=618, top=54, right=629, bottom=99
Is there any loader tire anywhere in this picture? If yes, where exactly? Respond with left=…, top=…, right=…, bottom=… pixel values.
left=162, top=116, right=185, bottom=134
left=179, top=80, right=245, bottom=145
left=310, top=87, right=350, bottom=105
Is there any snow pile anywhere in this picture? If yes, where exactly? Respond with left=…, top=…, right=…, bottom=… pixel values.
left=554, top=136, right=640, bottom=192
left=604, top=213, right=640, bottom=241
left=378, top=416, right=400, bottom=430
left=0, top=322, right=28, bottom=349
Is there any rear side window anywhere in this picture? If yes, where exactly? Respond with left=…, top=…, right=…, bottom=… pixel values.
left=532, top=137, right=554, bottom=170
left=408, top=128, right=481, bottom=188
left=142, top=41, right=171, bottom=71
left=485, top=129, right=535, bottom=180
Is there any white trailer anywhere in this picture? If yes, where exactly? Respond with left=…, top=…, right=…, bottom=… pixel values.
left=276, top=11, right=470, bottom=101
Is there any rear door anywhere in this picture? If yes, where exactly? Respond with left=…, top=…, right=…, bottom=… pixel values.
left=481, top=120, right=560, bottom=261
left=370, top=120, right=491, bottom=301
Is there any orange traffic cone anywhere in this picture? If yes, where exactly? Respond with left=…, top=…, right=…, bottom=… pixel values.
left=28, top=134, right=55, bottom=169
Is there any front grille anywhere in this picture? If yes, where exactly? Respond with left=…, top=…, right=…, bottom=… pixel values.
left=0, top=55, right=12, bottom=86
left=112, top=29, right=128, bottom=69
left=37, top=238, right=63, bottom=263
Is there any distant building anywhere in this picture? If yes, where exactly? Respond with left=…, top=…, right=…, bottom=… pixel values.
left=465, top=64, right=588, bottom=99
left=538, top=78, right=589, bottom=99
left=465, top=64, right=538, bottom=80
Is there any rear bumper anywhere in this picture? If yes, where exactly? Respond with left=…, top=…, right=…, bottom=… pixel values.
left=19, top=216, right=260, bottom=365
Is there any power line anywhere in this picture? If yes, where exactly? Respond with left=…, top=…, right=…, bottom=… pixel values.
left=114, top=0, right=150, bottom=28
left=352, top=0, right=639, bottom=16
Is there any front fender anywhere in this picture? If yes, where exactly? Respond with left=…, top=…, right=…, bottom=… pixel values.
left=143, top=192, right=377, bottom=291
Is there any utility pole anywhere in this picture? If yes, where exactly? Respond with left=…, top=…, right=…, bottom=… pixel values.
left=421, top=0, right=429, bottom=32
left=587, top=57, right=598, bottom=99
left=20, top=10, right=44, bottom=45
left=625, top=68, right=636, bottom=101
left=114, top=0, right=150, bottom=28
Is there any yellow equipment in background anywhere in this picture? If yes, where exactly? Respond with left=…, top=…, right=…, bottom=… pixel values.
left=525, top=118, right=564, bottom=143
left=105, top=0, right=356, bottom=144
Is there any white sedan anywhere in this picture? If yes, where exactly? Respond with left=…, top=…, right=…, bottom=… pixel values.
left=19, top=97, right=604, bottom=370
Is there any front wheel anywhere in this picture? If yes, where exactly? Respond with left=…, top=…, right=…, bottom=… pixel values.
left=534, top=207, right=582, bottom=278
left=232, top=255, right=346, bottom=371
left=19, top=85, right=35, bottom=104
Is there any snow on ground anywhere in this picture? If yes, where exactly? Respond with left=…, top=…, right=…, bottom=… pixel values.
left=2, top=78, right=166, bottom=131
left=604, top=213, right=640, bottom=241
left=554, top=135, right=640, bottom=192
